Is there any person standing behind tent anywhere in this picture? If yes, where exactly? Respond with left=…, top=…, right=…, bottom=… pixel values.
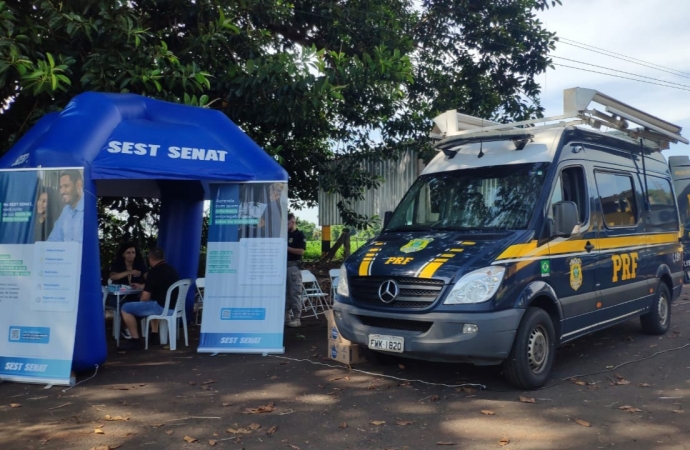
left=33, top=185, right=60, bottom=242
left=47, top=169, right=84, bottom=243
left=285, top=213, right=306, bottom=328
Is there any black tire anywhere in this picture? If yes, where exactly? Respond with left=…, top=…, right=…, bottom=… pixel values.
left=640, top=282, right=671, bottom=335
left=502, top=307, right=556, bottom=390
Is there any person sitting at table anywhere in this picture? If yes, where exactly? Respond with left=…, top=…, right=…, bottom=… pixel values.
left=106, top=242, right=148, bottom=340
left=108, top=242, right=148, bottom=289
left=117, top=247, right=180, bottom=351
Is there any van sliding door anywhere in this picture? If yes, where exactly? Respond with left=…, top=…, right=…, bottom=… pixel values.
left=593, top=170, right=650, bottom=320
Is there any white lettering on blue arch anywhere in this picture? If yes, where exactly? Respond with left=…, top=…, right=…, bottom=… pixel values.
left=168, top=147, right=228, bottom=162
left=106, top=141, right=228, bottom=162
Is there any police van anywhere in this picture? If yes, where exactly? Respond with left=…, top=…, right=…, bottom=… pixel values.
left=333, top=87, right=687, bottom=389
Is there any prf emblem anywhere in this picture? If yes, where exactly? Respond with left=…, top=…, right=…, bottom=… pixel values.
left=611, top=252, right=638, bottom=282
left=569, top=258, right=582, bottom=291
left=400, top=238, right=433, bottom=253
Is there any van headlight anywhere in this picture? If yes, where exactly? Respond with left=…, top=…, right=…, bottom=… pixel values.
left=444, top=266, right=505, bottom=304
left=336, top=264, right=349, bottom=297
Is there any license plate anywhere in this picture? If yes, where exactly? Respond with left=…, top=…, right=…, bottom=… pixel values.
left=368, top=334, right=404, bottom=353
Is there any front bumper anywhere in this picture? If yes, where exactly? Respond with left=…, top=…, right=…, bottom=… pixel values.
left=333, top=303, right=524, bottom=365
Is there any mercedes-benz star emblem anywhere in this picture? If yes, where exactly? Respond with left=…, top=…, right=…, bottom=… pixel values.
left=378, top=280, right=399, bottom=304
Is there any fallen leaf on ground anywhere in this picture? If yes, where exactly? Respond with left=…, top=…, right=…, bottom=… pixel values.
left=9, top=403, right=21, bottom=408
left=499, top=437, right=510, bottom=446
left=288, top=445, right=300, bottom=449
left=221, top=402, right=231, bottom=407
left=480, top=410, right=495, bottom=415
left=618, top=405, right=642, bottom=413
left=638, top=383, right=651, bottom=388
left=90, top=446, right=121, bottom=450
left=183, top=436, right=198, bottom=443
left=208, top=440, right=217, bottom=446
left=430, top=395, right=440, bottom=402
left=150, top=423, right=164, bottom=428
left=575, top=419, right=591, bottom=427
left=94, top=429, right=105, bottom=434
left=226, top=428, right=251, bottom=434
left=569, top=378, right=587, bottom=386
left=248, top=423, right=261, bottom=430
left=267, top=425, right=278, bottom=435
left=165, top=430, right=174, bottom=435
left=672, top=410, right=684, bottom=414
left=201, top=380, right=215, bottom=385
left=398, top=364, right=405, bottom=370
left=370, top=420, right=386, bottom=426
left=396, top=420, right=414, bottom=425
left=519, top=396, right=535, bottom=404
left=338, top=422, right=348, bottom=429
left=104, top=415, right=129, bottom=421
left=615, top=379, right=630, bottom=386
left=243, top=402, right=275, bottom=414
left=436, top=442, right=455, bottom=446
left=367, top=384, right=379, bottom=390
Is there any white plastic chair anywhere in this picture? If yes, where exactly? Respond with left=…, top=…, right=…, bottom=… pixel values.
left=194, top=277, right=205, bottom=325
left=141, top=279, right=192, bottom=350
left=328, top=268, right=340, bottom=305
left=301, top=270, right=330, bottom=318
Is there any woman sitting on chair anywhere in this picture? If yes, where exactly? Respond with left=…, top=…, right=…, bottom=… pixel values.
left=108, top=242, right=148, bottom=289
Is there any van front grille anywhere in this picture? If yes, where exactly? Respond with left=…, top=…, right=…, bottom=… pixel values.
left=349, top=276, right=445, bottom=309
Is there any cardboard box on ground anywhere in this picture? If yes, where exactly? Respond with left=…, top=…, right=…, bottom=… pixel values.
left=324, top=310, right=366, bottom=364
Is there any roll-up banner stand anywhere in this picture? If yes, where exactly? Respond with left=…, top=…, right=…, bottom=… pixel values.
left=198, top=182, right=287, bottom=354
left=0, top=168, right=84, bottom=386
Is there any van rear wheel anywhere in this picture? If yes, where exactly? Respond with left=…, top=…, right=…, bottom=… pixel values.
left=640, top=283, right=671, bottom=335
left=503, top=307, right=556, bottom=390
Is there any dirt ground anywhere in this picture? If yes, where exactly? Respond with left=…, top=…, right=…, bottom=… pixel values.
left=1, top=287, right=690, bottom=450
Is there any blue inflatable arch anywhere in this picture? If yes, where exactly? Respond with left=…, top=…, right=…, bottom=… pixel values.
left=0, top=92, right=288, bottom=371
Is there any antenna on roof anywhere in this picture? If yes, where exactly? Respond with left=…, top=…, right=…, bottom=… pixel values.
left=431, top=87, right=688, bottom=151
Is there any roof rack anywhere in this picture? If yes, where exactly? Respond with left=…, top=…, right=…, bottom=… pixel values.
left=430, top=87, right=689, bottom=151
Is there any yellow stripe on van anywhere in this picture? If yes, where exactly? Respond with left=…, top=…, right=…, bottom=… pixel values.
left=496, top=232, right=679, bottom=262
left=449, top=248, right=464, bottom=252
left=419, top=261, right=445, bottom=278
left=441, top=253, right=455, bottom=258
left=496, top=241, right=540, bottom=260
left=462, top=241, right=476, bottom=245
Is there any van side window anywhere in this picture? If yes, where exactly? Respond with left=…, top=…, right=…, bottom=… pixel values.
left=549, top=166, right=587, bottom=224
left=595, top=171, right=638, bottom=228
left=645, top=174, right=679, bottom=231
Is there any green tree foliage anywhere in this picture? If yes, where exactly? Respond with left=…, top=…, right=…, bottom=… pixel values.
left=295, top=216, right=317, bottom=240
left=0, top=0, right=559, bottom=228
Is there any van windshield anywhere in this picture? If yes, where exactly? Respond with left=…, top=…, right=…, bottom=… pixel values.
left=385, top=162, right=550, bottom=232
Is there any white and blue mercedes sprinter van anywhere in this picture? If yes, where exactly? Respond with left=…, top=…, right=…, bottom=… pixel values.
left=333, top=88, right=687, bottom=389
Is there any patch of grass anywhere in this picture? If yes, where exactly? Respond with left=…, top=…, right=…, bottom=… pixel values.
left=303, top=239, right=367, bottom=262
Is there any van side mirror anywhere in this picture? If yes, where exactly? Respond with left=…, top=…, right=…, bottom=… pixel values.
left=383, top=211, right=393, bottom=228
left=552, top=201, right=579, bottom=237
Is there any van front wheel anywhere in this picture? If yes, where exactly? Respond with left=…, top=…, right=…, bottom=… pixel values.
left=503, top=308, right=556, bottom=390
left=640, top=283, right=671, bottom=335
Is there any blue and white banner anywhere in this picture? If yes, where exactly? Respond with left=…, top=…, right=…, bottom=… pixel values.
left=198, top=182, right=287, bottom=354
left=0, top=168, right=83, bottom=385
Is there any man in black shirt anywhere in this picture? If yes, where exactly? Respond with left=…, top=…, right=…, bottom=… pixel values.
left=286, top=213, right=306, bottom=327
left=118, top=247, right=180, bottom=350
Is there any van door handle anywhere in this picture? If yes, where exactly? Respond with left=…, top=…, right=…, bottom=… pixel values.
left=584, top=241, right=595, bottom=253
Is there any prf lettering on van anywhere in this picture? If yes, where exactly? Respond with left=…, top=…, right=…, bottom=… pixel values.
left=385, top=257, right=414, bottom=265
left=611, top=252, right=638, bottom=282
